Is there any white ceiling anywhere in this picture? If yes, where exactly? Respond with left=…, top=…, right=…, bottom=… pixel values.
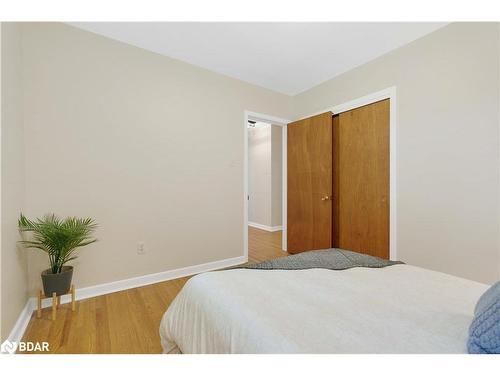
left=70, top=22, right=447, bottom=95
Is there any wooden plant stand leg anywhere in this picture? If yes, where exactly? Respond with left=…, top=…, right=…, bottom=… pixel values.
left=37, top=286, right=76, bottom=320
left=71, top=285, right=76, bottom=311
left=52, top=292, right=57, bottom=321
left=37, top=290, right=42, bottom=318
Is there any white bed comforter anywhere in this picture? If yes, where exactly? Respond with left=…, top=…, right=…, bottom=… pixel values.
left=159, top=264, right=488, bottom=353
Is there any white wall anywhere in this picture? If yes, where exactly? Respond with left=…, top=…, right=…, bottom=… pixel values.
left=248, top=123, right=282, bottom=229
left=248, top=124, right=272, bottom=227
left=271, top=125, right=282, bottom=227
left=1, top=23, right=28, bottom=340
left=292, top=22, right=500, bottom=284
left=21, top=23, right=292, bottom=295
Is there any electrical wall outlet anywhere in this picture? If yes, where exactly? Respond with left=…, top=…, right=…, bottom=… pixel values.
left=137, top=242, right=145, bottom=255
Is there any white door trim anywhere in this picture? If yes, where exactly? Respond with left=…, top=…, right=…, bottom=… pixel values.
left=244, top=111, right=290, bottom=255
left=296, top=86, right=398, bottom=260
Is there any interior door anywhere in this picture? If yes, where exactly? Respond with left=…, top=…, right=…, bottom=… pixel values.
left=333, top=99, right=390, bottom=259
left=287, top=112, right=332, bottom=254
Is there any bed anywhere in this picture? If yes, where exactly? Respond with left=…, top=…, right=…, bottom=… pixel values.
left=159, top=255, right=488, bottom=354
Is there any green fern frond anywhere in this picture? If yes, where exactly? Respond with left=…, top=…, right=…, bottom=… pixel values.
left=18, top=213, right=98, bottom=274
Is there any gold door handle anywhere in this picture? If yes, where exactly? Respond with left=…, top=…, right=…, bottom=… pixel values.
left=321, top=195, right=331, bottom=201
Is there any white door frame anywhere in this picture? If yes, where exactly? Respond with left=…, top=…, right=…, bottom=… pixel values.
left=295, top=86, right=398, bottom=260
left=244, top=111, right=291, bottom=258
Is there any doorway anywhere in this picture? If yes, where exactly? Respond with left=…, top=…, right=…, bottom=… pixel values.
left=247, top=121, right=284, bottom=262
left=243, top=111, right=289, bottom=262
left=248, top=121, right=282, bottom=232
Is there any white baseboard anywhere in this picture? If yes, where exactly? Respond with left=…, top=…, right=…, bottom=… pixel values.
left=6, top=298, right=35, bottom=345
left=248, top=222, right=282, bottom=232
left=6, top=255, right=247, bottom=346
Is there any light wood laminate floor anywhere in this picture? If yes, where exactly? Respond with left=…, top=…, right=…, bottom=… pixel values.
left=21, top=227, right=287, bottom=354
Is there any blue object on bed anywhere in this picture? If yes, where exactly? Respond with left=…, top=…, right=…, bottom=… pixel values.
left=467, top=281, right=500, bottom=354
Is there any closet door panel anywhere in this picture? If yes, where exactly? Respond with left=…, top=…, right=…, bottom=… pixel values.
left=287, top=112, right=332, bottom=254
left=335, top=99, right=390, bottom=259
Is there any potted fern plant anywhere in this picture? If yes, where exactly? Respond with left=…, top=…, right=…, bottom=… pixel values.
left=18, top=213, right=97, bottom=297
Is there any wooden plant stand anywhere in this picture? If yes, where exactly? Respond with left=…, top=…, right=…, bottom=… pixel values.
left=37, top=285, right=76, bottom=320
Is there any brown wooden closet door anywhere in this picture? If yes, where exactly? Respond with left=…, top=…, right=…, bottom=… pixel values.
left=333, top=99, right=390, bottom=259
left=287, top=112, right=332, bottom=254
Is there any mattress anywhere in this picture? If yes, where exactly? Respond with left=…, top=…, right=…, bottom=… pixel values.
left=159, top=264, right=488, bottom=353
